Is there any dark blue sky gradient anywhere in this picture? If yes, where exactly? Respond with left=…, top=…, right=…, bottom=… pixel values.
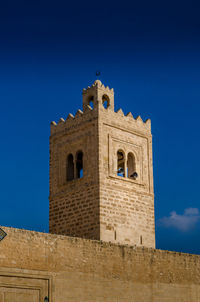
left=0, top=0, right=200, bottom=254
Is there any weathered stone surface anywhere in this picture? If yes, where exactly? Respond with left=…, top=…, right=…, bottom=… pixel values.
left=0, top=227, right=200, bottom=302
left=49, top=80, right=155, bottom=248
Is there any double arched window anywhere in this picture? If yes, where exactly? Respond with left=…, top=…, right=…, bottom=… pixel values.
left=117, top=150, right=138, bottom=180
left=86, top=94, right=110, bottom=109
left=66, top=151, right=84, bottom=181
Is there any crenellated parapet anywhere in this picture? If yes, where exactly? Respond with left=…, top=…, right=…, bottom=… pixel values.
left=51, top=80, right=151, bottom=136
left=51, top=106, right=151, bottom=136
left=99, top=105, right=151, bottom=134
left=83, top=80, right=114, bottom=94
left=82, top=79, right=114, bottom=94
left=50, top=105, right=96, bottom=135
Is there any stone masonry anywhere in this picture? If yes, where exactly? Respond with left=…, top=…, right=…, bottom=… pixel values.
left=49, top=80, right=155, bottom=248
left=0, top=227, right=200, bottom=302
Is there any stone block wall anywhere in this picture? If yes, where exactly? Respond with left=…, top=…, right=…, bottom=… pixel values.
left=49, top=108, right=100, bottom=239
left=98, top=105, right=155, bottom=247
left=49, top=80, right=155, bottom=247
left=0, top=227, right=200, bottom=302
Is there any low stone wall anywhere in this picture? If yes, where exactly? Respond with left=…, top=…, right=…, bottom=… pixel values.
left=0, top=226, right=200, bottom=301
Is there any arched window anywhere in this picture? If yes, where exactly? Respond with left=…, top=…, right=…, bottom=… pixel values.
left=67, top=154, right=74, bottom=181
left=88, top=96, right=94, bottom=109
left=76, top=151, right=83, bottom=178
left=117, top=150, right=125, bottom=177
left=102, top=94, right=110, bottom=109
left=127, top=152, right=137, bottom=179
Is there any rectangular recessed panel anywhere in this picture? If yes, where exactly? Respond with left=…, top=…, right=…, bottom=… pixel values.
left=4, top=287, right=39, bottom=302
left=0, top=275, right=49, bottom=302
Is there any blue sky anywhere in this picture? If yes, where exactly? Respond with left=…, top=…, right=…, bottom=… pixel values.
left=0, top=0, right=200, bottom=254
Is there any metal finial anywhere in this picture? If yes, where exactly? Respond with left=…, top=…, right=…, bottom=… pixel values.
left=96, top=71, right=101, bottom=78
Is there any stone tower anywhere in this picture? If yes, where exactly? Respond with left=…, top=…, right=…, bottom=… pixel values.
left=49, top=80, right=155, bottom=248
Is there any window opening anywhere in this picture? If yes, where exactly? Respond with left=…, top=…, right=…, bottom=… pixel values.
left=127, top=152, right=137, bottom=179
left=102, top=94, right=110, bottom=109
left=140, top=235, right=143, bottom=245
left=117, top=150, right=125, bottom=177
left=89, top=96, right=94, bottom=109
left=76, top=151, right=83, bottom=178
left=67, top=154, right=74, bottom=181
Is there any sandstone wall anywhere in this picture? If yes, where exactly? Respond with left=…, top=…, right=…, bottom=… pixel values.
left=0, top=227, right=200, bottom=302
left=49, top=108, right=100, bottom=239
left=49, top=80, right=155, bottom=248
left=98, top=106, right=155, bottom=247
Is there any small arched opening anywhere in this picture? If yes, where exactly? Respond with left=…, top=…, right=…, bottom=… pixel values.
left=67, top=153, right=74, bottom=181
left=76, top=151, right=83, bottom=178
left=117, top=150, right=125, bottom=177
left=88, top=96, right=94, bottom=109
left=102, top=94, right=110, bottom=109
left=127, top=152, right=137, bottom=179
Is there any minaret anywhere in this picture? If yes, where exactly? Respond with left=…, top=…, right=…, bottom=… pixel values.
left=49, top=80, right=155, bottom=248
